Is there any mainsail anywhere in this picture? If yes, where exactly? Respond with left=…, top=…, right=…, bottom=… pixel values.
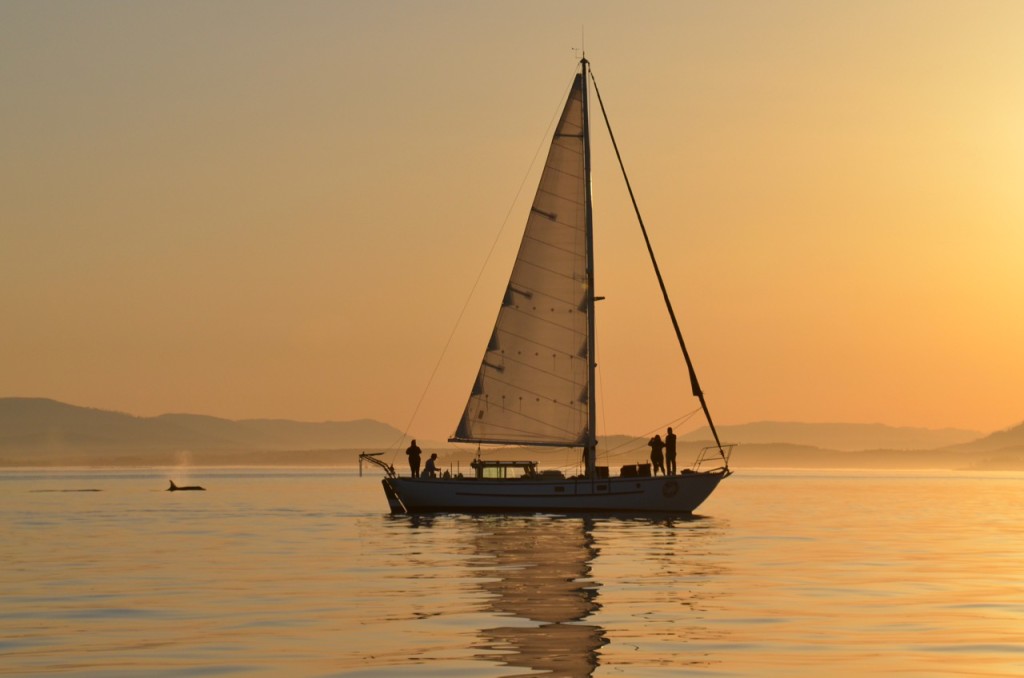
left=452, top=74, right=590, bottom=447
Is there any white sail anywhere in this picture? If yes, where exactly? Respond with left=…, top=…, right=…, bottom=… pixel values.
left=452, top=74, right=589, bottom=447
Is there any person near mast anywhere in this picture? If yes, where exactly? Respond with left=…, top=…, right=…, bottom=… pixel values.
left=406, top=439, right=422, bottom=478
left=648, top=434, right=666, bottom=476
left=665, top=427, right=677, bottom=475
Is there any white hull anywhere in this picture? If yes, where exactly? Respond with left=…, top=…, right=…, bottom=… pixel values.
left=385, top=470, right=730, bottom=514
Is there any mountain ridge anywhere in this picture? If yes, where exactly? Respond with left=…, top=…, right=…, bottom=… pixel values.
left=0, top=398, right=408, bottom=459
left=680, top=421, right=983, bottom=452
left=2, top=397, right=1021, bottom=469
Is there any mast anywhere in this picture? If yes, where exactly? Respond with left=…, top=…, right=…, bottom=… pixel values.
left=581, top=57, right=598, bottom=477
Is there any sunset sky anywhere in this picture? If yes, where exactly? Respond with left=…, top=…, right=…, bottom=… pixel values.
left=3, top=1, right=1022, bottom=443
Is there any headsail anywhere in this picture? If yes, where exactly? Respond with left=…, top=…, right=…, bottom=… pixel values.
left=451, top=73, right=589, bottom=447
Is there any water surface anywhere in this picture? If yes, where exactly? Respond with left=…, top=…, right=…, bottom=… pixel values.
left=2, top=468, right=1023, bottom=676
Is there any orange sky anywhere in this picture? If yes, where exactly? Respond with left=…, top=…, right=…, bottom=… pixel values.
left=2, top=1, right=1022, bottom=442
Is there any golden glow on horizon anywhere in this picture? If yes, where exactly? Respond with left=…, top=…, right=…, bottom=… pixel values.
left=2, top=1, right=1022, bottom=441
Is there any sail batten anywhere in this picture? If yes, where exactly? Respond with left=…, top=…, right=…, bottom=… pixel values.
left=453, top=73, right=589, bottom=448
left=478, top=362, right=585, bottom=393
left=490, top=329, right=583, bottom=357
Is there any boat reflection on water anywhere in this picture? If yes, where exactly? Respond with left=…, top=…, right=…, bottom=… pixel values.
left=469, top=515, right=607, bottom=677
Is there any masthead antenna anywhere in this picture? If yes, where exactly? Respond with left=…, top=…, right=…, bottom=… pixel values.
left=572, top=26, right=586, bottom=61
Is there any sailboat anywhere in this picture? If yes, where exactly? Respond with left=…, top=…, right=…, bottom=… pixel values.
left=361, top=57, right=732, bottom=513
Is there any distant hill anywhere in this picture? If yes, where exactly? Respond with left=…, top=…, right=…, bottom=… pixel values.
left=948, top=421, right=1024, bottom=453
left=937, top=421, right=1024, bottom=470
left=152, top=413, right=405, bottom=451
left=0, top=398, right=408, bottom=466
left=680, top=421, right=981, bottom=452
left=2, top=398, right=1021, bottom=470
left=675, top=421, right=1024, bottom=471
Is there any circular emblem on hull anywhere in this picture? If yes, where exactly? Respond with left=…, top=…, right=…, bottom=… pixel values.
left=662, top=479, right=679, bottom=497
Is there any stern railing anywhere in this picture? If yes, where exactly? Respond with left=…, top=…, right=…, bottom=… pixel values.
left=359, top=452, right=396, bottom=478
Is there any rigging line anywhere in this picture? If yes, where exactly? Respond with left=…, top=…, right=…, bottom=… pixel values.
left=589, top=67, right=725, bottom=455
left=398, top=71, right=580, bottom=442
left=601, top=408, right=703, bottom=457
left=603, top=413, right=705, bottom=464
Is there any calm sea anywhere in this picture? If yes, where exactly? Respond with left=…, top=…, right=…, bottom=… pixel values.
left=2, top=467, right=1023, bottom=677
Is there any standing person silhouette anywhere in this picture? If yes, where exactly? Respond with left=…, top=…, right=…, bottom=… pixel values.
left=665, top=427, right=677, bottom=475
left=406, top=439, right=422, bottom=478
left=648, top=434, right=666, bottom=476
